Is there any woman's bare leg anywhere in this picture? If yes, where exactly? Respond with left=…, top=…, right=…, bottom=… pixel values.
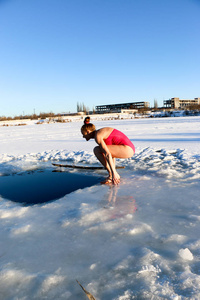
left=93, top=146, right=112, bottom=178
left=93, top=145, right=134, bottom=184
left=106, top=145, right=134, bottom=159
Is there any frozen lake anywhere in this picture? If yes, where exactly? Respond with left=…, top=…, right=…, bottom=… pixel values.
left=0, top=117, right=200, bottom=299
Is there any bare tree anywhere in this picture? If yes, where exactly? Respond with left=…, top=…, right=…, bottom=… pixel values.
left=154, top=99, right=158, bottom=109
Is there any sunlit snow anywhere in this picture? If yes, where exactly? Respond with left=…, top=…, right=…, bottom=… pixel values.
left=0, top=116, right=200, bottom=299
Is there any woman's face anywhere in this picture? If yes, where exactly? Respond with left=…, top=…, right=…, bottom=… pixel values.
left=82, top=130, right=92, bottom=141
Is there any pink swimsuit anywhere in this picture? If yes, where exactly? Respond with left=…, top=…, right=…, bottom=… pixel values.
left=104, top=129, right=135, bottom=152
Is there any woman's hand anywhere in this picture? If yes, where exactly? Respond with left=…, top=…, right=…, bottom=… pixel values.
left=112, top=172, right=120, bottom=185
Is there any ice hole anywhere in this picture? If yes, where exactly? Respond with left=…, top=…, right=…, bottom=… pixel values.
left=0, top=169, right=102, bottom=205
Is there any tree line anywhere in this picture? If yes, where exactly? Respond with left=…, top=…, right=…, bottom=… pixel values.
left=0, top=102, right=93, bottom=121
left=0, top=112, right=60, bottom=121
left=76, top=102, right=91, bottom=113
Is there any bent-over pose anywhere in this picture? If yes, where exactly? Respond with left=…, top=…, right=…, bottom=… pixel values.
left=81, top=123, right=135, bottom=185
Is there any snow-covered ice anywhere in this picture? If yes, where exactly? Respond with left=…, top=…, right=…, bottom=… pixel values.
left=0, top=116, right=200, bottom=299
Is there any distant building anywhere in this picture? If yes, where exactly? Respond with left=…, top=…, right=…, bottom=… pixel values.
left=95, top=101, right=150, bottom=113
left=164, top=97, right=200, bottom=109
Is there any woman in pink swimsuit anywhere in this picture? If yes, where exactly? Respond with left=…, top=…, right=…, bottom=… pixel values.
left=81, top=122, right=135, bottom=185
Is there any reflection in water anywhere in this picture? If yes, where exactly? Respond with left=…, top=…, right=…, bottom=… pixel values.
left=105, top=185, right=137, bottom=219
left=78, top=185, right=137, bottom=228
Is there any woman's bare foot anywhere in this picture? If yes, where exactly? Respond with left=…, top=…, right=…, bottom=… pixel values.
left=101, top=177, right=113, bottom=185
left=101, top=174, right=121, bottom=185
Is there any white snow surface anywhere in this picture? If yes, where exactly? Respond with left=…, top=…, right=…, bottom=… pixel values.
left=0, top=116, right=200, bottom=299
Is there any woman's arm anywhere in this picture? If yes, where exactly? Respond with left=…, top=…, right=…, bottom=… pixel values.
left=95, top=133, right=120, bottom=184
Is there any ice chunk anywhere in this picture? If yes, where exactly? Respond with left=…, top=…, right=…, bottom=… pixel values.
left=178, top=248, right=193, bottom=261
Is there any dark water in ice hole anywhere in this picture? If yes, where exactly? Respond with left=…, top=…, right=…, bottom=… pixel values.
left=0, top=169, right=103, bottom=205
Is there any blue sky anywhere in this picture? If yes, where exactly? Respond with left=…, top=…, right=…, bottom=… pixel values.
left=0, top=0, right=200, bottom=116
